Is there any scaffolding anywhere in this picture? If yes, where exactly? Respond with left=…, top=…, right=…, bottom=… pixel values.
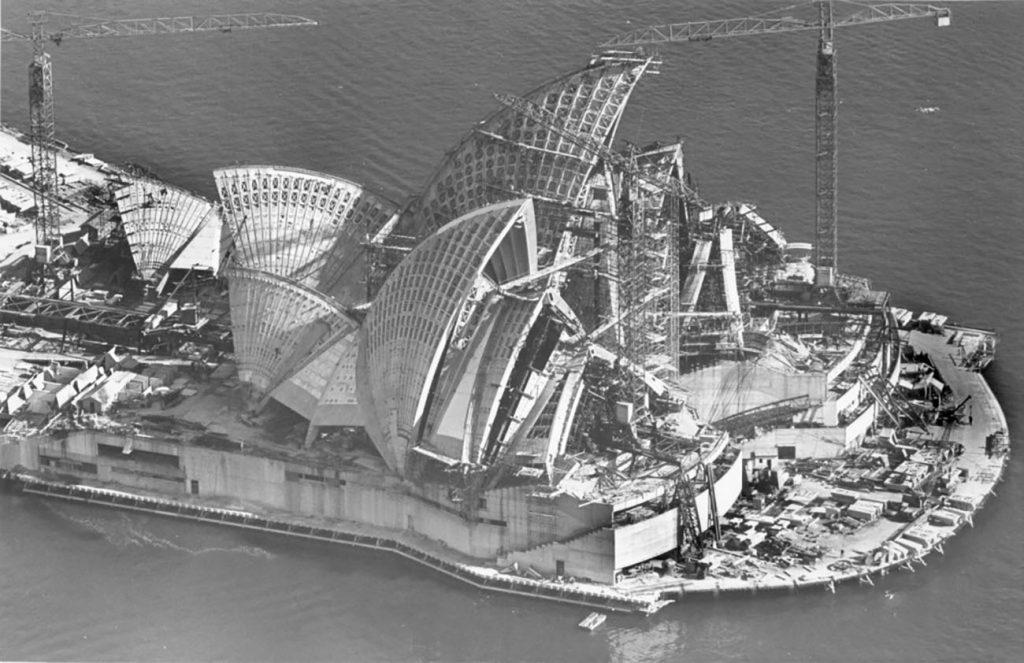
left=616, top=160, right=654, bottom=424
left=612, top=144, right=687, bottom=425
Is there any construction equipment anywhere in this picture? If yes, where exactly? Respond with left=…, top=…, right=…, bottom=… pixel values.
left=602, top=1, right=951, bottom=282
left=936, top=394, right=971, bottom=427
left=2, top=11, right=318, bottom=263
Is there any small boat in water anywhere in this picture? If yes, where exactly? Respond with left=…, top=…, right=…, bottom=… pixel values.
left=578, top=612, right=607, bottom=631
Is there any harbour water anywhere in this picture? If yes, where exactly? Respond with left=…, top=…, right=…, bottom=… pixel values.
left=1, top=1, right=1022, bottom=660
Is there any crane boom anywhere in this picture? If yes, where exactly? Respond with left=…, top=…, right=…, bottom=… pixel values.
left=1, top=10, right=318, bottom=260
left=600, top=1, right=950, bottom=281
left=13, top=13, right=319, bottom=41
left=601, top=3, right=950, bottom=48
left=1, top=28, right=29, bottom=42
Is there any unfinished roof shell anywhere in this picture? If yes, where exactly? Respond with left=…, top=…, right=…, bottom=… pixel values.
left=215, top=165, right=399, bottom=308
left=226, top=268, right=359, bottom=398
left=357, top=198, right=539, bottom=476
left=271, top=334, right=362, bottom=428
left=406, top=54, right=655, bottom=246
left=115, top=180, right=220, bottom=281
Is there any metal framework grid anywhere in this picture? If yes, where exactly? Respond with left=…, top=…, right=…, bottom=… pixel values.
left=28, top=43, right=59, bottom=247
left=215, top=165, right=399, bottom=309
left=357, top=200, right=535, bottom=477
left=408, top=55, right=655, bottom=248
left=225, top=267, right=357, bottom=397
left=115, top=180, right=219, bottom=280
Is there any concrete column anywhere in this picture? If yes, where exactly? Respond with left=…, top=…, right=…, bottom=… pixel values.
left=304, top=423, right=319, bottom=448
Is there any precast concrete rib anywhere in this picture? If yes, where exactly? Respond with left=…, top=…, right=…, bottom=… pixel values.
left=357, top=199, right=537, bottom=478
left=720, top=227, right=741, bottom=314
left=226, top=267, right=357, bottom=399
left=215, top=165, right=400, bottom=309
left=681, top=239, right=713, bottom=311
left=408, top=56, right=656, bottom=247
left=115, top=180, right=218, bottom=281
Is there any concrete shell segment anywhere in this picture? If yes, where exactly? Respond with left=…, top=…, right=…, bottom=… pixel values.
left=268, top=326, right=362, bottom=427
left=216, top=166, right=396, bottom=408
left=357, top=199, right=539, bottom=477
left=214, top=165, right=399, bottom=309
left=226, top=267, right=358, bottom=398
left=407, top=55, right=655, bottom=247
left=115, top=180, right=220, bottom=281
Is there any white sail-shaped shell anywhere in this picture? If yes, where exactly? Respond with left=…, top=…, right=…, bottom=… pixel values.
left=227, top=267, right=357, bottom=398
left=357, top=199, right=537, bottom=476
left=115, top=180, right=219, bottom=280
left=215, top=165, right=398, bottom=309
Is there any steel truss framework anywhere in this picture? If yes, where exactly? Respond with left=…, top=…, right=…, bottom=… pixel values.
left=0, top=292, right=231, bottom=351
left=607, top=143, right=687, bottom=423
left=600, top=2, right=949, bottom=48
left=28, top=39, right=59, bottom=247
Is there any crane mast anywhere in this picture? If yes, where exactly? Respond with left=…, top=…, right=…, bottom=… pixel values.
left=3, top=10, right=318, bottom=264
left=28, top=13, right=59, bottom=250
left=601, top=1, right=951, bottom=282
left=815, top=0, right=838, bottom=281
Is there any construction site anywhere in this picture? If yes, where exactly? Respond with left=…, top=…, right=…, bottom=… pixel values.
left=0, top=3, right=1010, bottom=615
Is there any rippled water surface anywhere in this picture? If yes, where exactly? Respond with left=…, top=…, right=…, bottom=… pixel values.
left=1, top=1, right=1022, bottom=661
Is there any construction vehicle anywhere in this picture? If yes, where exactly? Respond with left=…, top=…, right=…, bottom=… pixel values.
left=601, top=1, right=951, bottom=285
left=1, top=11, right=318, bottom=267
left=936, top=394, right=972, bottom=427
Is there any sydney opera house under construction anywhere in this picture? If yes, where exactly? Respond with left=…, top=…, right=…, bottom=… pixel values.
left=0, top=50, right=1007, bottom=613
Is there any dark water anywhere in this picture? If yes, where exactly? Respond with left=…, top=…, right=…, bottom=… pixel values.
left=1, top=1, right=1022, bottom=660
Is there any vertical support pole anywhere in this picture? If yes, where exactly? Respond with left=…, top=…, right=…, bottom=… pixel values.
left=814, top=0, right=838, bottom=281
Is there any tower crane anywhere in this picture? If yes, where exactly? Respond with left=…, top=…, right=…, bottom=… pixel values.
left=1, top=11, right=318, bottom=263
left=601, top=1, right=951, bottom=284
